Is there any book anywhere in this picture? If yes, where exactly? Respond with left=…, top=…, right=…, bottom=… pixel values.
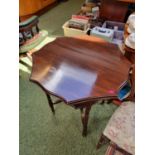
left=72, top=15, right=90, bottom=21
left=68, top=19, right=89, bottom=30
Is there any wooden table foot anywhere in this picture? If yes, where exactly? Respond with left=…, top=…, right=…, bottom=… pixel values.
left=46, top=93, right=55, bottom=114
left=80, top=106, right=92, bottom=136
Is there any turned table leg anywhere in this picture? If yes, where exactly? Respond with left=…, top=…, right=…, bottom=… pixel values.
left=80, top=106, right=92, bottom=136
left=45, top=93, right=55, bottom=114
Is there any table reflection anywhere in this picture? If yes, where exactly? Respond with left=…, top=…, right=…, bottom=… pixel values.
left=43, top=62, right=97, bottom=101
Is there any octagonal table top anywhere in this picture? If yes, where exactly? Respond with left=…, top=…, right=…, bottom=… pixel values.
left=30, top=35, right=131, bottom=105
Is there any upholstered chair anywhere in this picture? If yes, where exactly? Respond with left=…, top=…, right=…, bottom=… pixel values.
left=19, top=15, right=56, bottom=68
left=97, top=101, right=135, bottom=155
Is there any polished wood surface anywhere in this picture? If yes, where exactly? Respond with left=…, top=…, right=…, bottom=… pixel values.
left=30, top=35, right=132, bottom=136
left=19, top=0, right=56, bottom=17
left=30, top=36, right=132, bottom=105
left=100, top=0, right=128, bottom=22
left=117, top=0, right=135, bottom=3
left=124, top=45, right=135, bottom=64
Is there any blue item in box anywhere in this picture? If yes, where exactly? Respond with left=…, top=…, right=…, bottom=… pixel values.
left=90, top=26, right=114, bottom=42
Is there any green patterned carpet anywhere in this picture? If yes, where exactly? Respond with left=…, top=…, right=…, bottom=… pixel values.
left=20, top=72, right=117, bottom=155
left=39, top=0, right=85, bottom=37
left=20, top=0, right=118, bottom=155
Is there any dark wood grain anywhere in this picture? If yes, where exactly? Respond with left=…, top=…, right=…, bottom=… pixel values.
left=30, top=36, right=132, bottom=105
left=30, top=35, right=132, bottom=136
left=99, top=0, right=128, bottom=22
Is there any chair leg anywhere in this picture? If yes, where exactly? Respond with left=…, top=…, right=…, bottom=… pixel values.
left=96, top=133, right=109, bottom=149
left=45, top=93, right=55, bottom=114
left=110, top=143, right=132, bottom=155
left=109, top=143, right=117, bottom=155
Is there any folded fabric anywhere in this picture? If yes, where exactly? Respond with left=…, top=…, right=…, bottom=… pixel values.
left=19, top=30, right=48, bottom=53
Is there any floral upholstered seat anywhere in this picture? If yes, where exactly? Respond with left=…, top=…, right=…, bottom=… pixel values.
left=104, top=101, right=135, bottom=155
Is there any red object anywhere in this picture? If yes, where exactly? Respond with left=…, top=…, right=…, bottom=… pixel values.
left=108, top=89, right=115, bottom=94
left=72, top=15, right=89, bottom=21
left=113, top=99, right=122, bottom=106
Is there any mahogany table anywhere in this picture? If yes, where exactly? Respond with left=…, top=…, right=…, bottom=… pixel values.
left=30, top=35, right=132, bottom=136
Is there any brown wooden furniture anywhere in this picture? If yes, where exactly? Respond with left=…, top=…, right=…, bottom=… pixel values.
left=99, top=0, right=129, bottom=22
left=19, top=15, right=49, bottom=68
left=117, top=0, right=135, bottom=3
left=19, top=0, right=57, bottom=20
left=19, top=16, right=39, bottom=46
left=30, top=35, right=132, bottom=136
left=124, top=45, right=135, bottom=64
left=19, top=16, right=40, bottom=66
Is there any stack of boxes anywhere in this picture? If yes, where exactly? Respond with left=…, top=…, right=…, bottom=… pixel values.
left=68, top=15, right=89, bottom=31
left=62, top=1, right=125, bottom=45
left=62, top=1, right=100, bottom=37
left=62, top=15, right=90, bottom=37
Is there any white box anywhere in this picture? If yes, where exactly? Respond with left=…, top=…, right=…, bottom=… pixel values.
left=90, top=27, right=114, bottom=42
left=62, top=21, right=89, bottom=37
